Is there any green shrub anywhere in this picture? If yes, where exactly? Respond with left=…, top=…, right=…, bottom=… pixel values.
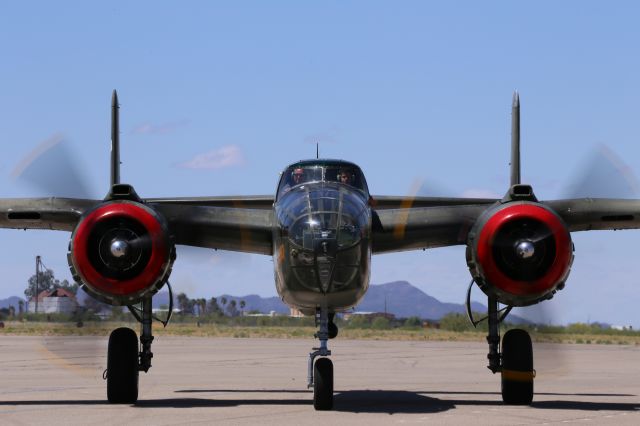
left=403, top=316, right=422, bottom=328
left=371, top=317, right=390, bottom=330
left=347, top=315, right=370, bottom=329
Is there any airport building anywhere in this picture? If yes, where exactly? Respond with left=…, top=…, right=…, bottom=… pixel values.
left=28, top=288, right=78, bottom=314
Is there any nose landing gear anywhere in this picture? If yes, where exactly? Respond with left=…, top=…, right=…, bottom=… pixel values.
left=308, top=307, right=334, bottom=410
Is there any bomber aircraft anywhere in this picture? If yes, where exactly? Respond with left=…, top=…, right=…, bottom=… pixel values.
left=1, top=91, right=638, bottom=410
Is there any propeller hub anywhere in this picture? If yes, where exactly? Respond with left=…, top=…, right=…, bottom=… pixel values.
left=110, top=239, right=129, bottom=258
left=515, top=240, right=535, bottom=259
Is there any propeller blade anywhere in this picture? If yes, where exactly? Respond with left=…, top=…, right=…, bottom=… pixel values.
left=38, top=334, right=105, bottom=380
left=175, top=245, right=217, bottom=264
left=128, top=234, right=153, bottom=249
left=393, top=178, right=424, bottom=240
left=563, top=144, right=640, bottom=199
left=11, top=134, right=97, bottom=199
left=416, top=177, right=455, bottom=198
left=514, top=301, right=569, bottom=376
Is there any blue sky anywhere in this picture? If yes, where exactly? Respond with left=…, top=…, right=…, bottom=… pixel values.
left=1, top=1, right=640, bottom=326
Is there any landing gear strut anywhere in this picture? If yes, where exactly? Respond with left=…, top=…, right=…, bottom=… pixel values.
left=467, top=286, right=535, bottom=405
left=106, top=296, right=157, bottom=403
left=486, top=296, right=535, bottom=405
left=308, top=307, right=334, bottom=410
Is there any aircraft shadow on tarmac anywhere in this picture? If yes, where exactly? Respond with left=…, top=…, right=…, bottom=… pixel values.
left=330, top=391, right=640, bottom=414
left=176, top=389, right=635, bottom=398
left=0, top=390, right=637, bottom=414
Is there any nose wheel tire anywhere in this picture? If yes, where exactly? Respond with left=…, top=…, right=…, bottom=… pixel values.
left=313, top=357, right=334, bottom=410
left=107, top=327, right=139, bottom=404
left=501, top=328, right=534, bottom=405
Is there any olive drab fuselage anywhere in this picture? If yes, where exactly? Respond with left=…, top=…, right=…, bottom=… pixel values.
left=272, top=160, right=371, bottom=314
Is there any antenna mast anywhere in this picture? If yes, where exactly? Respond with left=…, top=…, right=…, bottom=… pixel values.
left=111, top=90, right=120, bottom=187
left=510, top=91, right=521, bottom=186
left=35, top=255, right=41, bottom=314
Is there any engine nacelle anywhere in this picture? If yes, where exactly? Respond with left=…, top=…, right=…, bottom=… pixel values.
left=466, top=201, right=573, bottom=307
left=68, top=201, right=175, bottom=306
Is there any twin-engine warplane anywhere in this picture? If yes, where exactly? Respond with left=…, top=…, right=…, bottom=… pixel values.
left=1, top=91, right=638, bottom=410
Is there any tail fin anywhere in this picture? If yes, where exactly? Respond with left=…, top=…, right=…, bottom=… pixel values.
left=111, top=90, right=120, bottom=186
left=510, top=91, right=520, bottom=186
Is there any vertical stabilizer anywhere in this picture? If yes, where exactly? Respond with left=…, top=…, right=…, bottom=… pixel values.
left=510, top=91, right=520, bottom=186
left=111, top=90, right=120, bottom=186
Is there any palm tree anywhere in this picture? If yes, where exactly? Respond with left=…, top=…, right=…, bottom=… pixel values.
left=239, top=300, right=246, bottom=315
left=176, top=293, right=189, bottom=314
left=228, top=300, right=237, bottom=317
left=220, top=297, right=228, bottom=316
left=186, top=298, right=196, bottom=315
left=208, top=297, right=218, bottom=314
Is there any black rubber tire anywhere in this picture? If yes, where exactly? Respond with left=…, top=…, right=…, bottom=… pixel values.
left=107, top=327, right=139, bottom=404
left=313, top=357, right=334, bottom=410
left=501, top=328, right=534, bottom=405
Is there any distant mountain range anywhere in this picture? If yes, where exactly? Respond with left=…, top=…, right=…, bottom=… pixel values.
left=0, top=296, right=25, bottom=310
left=188, top=280, right=529, bottom=323
left=1, top=281, right=529, bottom=323
left=357, top=281, right=486, bottom=320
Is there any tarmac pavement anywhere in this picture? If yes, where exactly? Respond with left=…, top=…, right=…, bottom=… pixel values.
left=0, top=335, right=639, bottom=425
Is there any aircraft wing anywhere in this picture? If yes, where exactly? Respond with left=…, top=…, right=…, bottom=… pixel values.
left=4, top=195, right=640, bottom=257
left=149, top=201, right=273, bottom=255
left=371, top=201, right=491, bottom=253
left=543, top=198, right=640, bottom=232
left=371, top=197, right=640, bottom=254
left=0, top=197, right=274, bottom=255
left=0, top=198, right=99, bottom=231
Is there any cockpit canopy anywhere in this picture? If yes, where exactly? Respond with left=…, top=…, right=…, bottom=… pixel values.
left=277, top=160, right=369, bottom=199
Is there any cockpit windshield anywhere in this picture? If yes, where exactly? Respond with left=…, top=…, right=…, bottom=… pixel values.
left=277, top=161, right=368, bottom=199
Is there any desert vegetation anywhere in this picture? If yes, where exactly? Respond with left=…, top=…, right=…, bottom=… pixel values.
left=1, top=311, right=639, bottom=345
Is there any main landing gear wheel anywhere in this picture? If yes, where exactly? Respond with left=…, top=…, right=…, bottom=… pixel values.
left=501, top=328, right=534, bottom=405
left=107, top=327, right=139, bottom=404
left=313, top=357, right=334, bottom=410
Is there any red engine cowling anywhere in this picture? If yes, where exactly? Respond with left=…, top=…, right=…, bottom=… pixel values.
left=68, top=201, right=175, bottom=306
left=466, top=202, right=573, bottom=307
